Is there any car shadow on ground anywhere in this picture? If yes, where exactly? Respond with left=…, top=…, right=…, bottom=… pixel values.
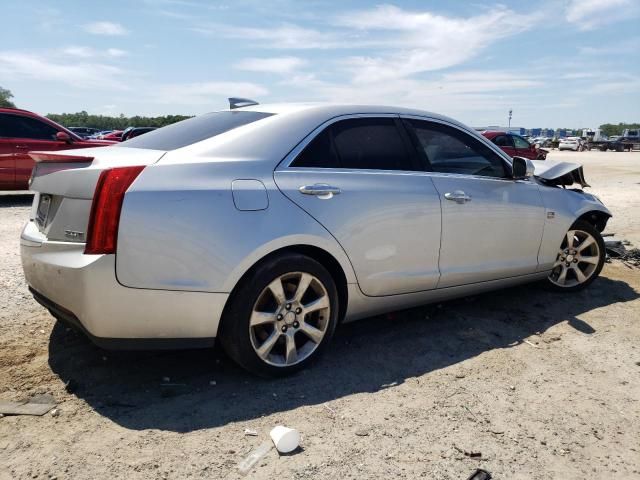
left=47, top=275, right=638, bottom=432
left=0, top=193, right=33, bottom=208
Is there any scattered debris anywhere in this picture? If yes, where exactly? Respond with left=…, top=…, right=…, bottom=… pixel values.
left=323, top=404, right=337, bottom=417
left=509, top=385, right=516, bottom=391
left=0, top=393, right=56, bottom=416
left=355, top=428, right=370, bottom=437
left=237, top=441, right=272, bottom=475
left=455, top=374, right=466, bottom=379
left=605, top=240, right=640, bottom=267
left=466, top=469, right=492, bottom=480
left=380, top=381, right=398, bottom=388
left=454, top=445, right=482, bottom=458
left=270, top=426, right=300, bottom=453
left=244, top=428, right=258, bottom=437
left=524, top=340, right=540, bottom=348
left=50, top=408, right=60, bottom=417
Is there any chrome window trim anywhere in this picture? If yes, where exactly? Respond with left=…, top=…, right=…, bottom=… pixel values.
left=277, top=112, right=524, bottom=184
left=276, top=113, right=422, bottom=175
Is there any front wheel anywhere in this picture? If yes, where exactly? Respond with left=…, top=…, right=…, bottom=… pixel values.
left=219, top=253, right=339, bottom=377
left=546, top=220, right=605, bottom=291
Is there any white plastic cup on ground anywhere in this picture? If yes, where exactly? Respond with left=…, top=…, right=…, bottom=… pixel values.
left=270, top=425, right=300, bottom=453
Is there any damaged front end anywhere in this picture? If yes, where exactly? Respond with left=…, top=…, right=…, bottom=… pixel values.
left=530, top=160, right=590, bottom=188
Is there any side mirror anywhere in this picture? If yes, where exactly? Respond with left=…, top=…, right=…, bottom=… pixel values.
left=56, top=131, right=72, bottom=143
left=512, top=156, right=535, bottom=180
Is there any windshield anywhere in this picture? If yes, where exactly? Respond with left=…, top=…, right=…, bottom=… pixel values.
left=119, top=111, right=274, bottom=150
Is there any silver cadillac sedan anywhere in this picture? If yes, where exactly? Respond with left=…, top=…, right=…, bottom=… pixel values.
left=21, top=102, right=611, bottom=376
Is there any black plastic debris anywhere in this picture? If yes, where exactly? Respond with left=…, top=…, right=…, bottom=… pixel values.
left=466, top=469, right=492, bottom=480
left=605, top=240, right=640, bottom=267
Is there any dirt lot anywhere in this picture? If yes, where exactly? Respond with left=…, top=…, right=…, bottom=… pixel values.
left=1, top=151, right=639, bottom=480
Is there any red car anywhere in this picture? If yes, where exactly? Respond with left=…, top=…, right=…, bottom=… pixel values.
left=0, top=108, right=114, bottom=190
left=482, top=131, right=547, bottom=160
left=100, top=130, right=123, bottom=141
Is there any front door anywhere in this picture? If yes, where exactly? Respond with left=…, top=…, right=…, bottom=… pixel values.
left=0, top=112, right=64, bottom=190
left=274, top=116, right=442, bottom=296
left=403, top=118, right=545, bottom=288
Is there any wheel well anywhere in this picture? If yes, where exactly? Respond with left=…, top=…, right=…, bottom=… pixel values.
left=576, top=210, right=610, bottom=233
left=222, top=245, right=349, bottom=325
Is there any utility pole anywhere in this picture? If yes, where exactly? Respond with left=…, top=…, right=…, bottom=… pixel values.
left=508, top=109, right=512, bottom=129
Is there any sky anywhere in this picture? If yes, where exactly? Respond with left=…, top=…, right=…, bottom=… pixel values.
left=1, top=0, right=639, bottom=128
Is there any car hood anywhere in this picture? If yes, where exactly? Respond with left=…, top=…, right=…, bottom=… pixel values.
left=530, top=160, right=590, bottom=188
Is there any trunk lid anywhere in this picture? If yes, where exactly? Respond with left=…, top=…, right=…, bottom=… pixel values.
left=28, top=146, right=165, bottom=243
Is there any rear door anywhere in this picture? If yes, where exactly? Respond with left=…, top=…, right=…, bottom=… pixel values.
left=403, top=118, right=545, bottom=288
left=274, top=115, right=442, bottom=297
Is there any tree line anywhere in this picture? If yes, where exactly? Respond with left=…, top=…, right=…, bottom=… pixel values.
left=598, top=123, right=640, bottom=137
left=45, top=111, right=192, bottom=130
left=1, top=85, right=638, bottom=134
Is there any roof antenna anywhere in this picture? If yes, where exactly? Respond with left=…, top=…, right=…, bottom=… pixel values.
left=229, top=97, right=259, bottom=109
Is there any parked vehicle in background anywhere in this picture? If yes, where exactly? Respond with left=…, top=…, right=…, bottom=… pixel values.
left=0, top=107, right=114, bottom=190
left=89, top=130, right=114, bottom=139
left=21, top=102, right=609, bottom=376
left=530, top=137, right=552, bottom=148
left=620, top=128, right=640, bottom=151
left=482, top=131, right=547, bottom=160
left=99, top=130, right=123, bottom=141
left=559, top=137, right=583, bottom=151
left=121, top=127, right=157, bottom=142
left=67, top=127, right=100, bottom=139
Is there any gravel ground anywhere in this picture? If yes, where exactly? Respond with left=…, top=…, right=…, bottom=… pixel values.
left=1, top=151, right=639, bottom=480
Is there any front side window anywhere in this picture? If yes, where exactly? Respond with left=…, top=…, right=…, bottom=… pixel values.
left=0, top=113, right=59, bottom=140
left=512, top=135, right=531, bottom=149
left=292, top=117, right=415, bottom=171
left=406, top=119, right=507, bottom=178
left=493, top=135, right=513, bottom=147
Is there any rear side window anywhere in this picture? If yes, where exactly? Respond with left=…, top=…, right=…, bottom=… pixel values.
left=0, top=113, right=59, bottom=140
left=292, top=117, right=415, bottom=171
left=120, top=111, right=274, bottom=150
left=407, top=120, right=507, bottom=178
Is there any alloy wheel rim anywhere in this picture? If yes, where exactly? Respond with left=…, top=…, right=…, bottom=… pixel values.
left=249, top=272, right=330, bottom=367
left=548, top=229, right=600, bottom=288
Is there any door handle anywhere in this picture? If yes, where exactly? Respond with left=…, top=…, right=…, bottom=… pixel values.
left=444, top=191, right=471, bottom=204
left=299, top=184, right=341, bottom=198
left=15, top=145, right=30, bottom=149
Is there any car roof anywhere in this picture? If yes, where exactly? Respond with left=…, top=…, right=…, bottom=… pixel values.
left=155, top=102, right=512, bottom=170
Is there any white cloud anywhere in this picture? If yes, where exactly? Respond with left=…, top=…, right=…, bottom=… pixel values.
left=335, top=5, right=536, bottom=82
left=192, top=23, right=357, bottom=49
left=83, top=21, right=128, bottom=36
left=565, top=0, right=639, bottom=30
left=61, top=46, right=128, bottom=59
left=0, top=51, right=127, bottom=90
left=234, top=57, right=307, bottom=74
left=150, top=81, right=268, bottom=105
left=106, top=48, right=127, bottom=57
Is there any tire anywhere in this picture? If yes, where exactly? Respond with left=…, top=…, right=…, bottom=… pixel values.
left=545, top=220, right=605, bottom=292
left=219, top=253, right=339, bottom=377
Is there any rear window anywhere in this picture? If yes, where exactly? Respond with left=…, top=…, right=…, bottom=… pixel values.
left=119, top=111, right=274, bottom=150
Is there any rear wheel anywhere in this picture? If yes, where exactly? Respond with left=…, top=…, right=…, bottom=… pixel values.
left=546, top=221, right=605, bottom=291
left=219, top=253, right=338, bottom=377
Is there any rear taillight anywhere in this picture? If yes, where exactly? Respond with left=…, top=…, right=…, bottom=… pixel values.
left=84, top=166, right=145, bottom=255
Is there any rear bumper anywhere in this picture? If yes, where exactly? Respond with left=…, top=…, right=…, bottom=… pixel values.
left=21, top=220, right=228, bottom=347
